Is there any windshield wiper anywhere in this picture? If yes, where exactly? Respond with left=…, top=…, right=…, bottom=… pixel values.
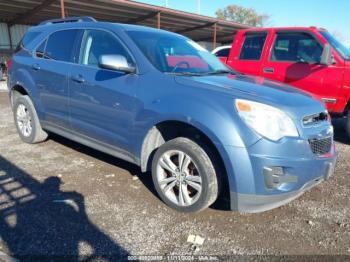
left=202, top=69, right=240, bottom=76
left=168, top=72, right=204, bottom=76
left=167, top=69, right=241, bottom=77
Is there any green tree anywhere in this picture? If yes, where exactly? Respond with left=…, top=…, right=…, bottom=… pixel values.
left=216, top=5, right=269, bottom=27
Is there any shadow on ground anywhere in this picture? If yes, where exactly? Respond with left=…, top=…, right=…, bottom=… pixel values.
left=49, top=133, right=231, bottom=212
left=0, top=155, right=129, bottom=260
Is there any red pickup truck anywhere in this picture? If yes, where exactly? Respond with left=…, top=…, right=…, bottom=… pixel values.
left=214, top=27, right=350, bottom=137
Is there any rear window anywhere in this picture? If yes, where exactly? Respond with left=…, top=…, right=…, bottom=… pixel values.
left=239, top=33, right=267, bottom=61
left=15, top=31, right=41, bottom=52
left=44, top=30, right=80, bottom=62
left=215, top=48, right=231, bottom=57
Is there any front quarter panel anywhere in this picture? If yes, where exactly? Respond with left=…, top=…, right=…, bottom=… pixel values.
left=132, top=74, right=261, bottom=156
left=130, top=73, right=263, bottom=198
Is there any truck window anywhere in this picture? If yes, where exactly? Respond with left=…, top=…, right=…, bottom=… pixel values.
left=215, top=48, right=231, bottom=57
left=271, top=32, right=323, bottom=63
left=239, top=33, right=267, bottom=61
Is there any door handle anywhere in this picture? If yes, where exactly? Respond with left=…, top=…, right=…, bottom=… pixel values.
left=31, top=64, right=40, bottom=71
left=263, top=67, right=274, bottom=73
left=71, top=75, right=85, bottom=84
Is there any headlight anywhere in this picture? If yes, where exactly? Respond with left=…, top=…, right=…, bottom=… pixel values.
left=235, top=99, right=299, bottom=141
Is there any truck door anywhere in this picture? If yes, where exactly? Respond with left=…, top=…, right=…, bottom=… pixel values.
left=228, top=32, right=268, bottom=76
left=262, top=31, right=342, bottom=111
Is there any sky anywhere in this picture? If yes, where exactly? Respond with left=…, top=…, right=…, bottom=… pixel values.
left=135, top=0, right=350, bottom=47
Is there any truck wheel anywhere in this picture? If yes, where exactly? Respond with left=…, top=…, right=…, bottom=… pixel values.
left=151, top=137, right=219, bottom=213
left=346, top=111, right=350, bottom=140
left=13, top=95, right=48, bottom=144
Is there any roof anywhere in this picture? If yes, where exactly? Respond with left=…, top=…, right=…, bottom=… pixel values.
left=242, top=26, right=324, bottom=33
left=31, top=20, right=184, bottom=38
left=0, top=0, right=251, bottom=44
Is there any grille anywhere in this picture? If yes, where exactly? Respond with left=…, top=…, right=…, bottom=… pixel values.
left=303, top=112, right=328, bottom=126
left=309, top=137, right=332, bottom=156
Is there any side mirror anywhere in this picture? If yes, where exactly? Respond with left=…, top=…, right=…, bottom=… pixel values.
left=320, top=44, right=332, bottom=66
left=98, top=55, right=136, bottom=74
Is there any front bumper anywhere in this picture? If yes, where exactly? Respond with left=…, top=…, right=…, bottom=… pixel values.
left=223, top=135, right=337, bottom=213
left=231, top=172, right=331, bottom=213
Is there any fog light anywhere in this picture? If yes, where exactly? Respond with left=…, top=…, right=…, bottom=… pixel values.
left=263, top=167, right=297, bottom=189
left=272, top=167, right=284, bottom=176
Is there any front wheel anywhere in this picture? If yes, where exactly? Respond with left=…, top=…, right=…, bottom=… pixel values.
left=346, top=111, right=350, bottom=140
left=151, top=137, right=219, bottom=213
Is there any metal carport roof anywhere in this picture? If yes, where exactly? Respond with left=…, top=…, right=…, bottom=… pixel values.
left=0, top=0, right=251, bottom=48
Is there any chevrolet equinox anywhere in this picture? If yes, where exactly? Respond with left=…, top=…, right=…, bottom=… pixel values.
left=8, top=17, right=337, bottom=213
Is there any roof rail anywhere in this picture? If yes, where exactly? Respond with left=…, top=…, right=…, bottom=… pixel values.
left=39, top=16, right=97, bottom=25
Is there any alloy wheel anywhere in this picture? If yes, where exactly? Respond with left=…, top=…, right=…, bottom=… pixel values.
left=16, top=104, right=32, bottom=137
left=156, top=150, right=202, bottom=207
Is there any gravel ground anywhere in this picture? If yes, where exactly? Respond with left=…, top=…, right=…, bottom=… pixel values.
left=0, top=89, right=349, bottom=260
left=0, top=80, right=7, bottom=91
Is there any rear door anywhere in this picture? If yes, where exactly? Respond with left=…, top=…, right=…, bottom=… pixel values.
left=68, top=29, right=139, bottom=157
left=32, top=29, right=81, bottom=129
left=229, top=32, right=268, bottom=76
left=262, top=31, right=341, bottom=110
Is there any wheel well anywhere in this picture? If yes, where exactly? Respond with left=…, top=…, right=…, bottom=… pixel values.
left=10, top=85, right=28, bottom=108
left=140, top=121, right=230, bottom=201
left=344, top=100, right=350, bottom=116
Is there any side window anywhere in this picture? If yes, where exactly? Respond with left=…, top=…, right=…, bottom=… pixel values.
left=239, top=33, right=267, bottom=60
left=79, top=30, right=134, bottom=67
left=215, top=48, right=231, bottom=57
left=45, top=30, right=80, bottom=62
left=35, top=40, right=47, bottom=58
left=271, top=32, right=323, bottom=63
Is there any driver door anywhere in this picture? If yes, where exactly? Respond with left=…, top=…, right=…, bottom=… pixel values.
left=262, top=31, right=340, bottom=109
left=69, top=29, right=139, bottom=157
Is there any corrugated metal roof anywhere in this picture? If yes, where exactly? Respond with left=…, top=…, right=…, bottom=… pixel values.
left=0, top=0, right=251, bottom=44
left=9, top=24, right=31, bottom=46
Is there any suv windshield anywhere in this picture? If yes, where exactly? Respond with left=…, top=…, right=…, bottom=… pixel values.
left=320, top=31, right=350, bottom=60
left=127, top=30, right=234, bottom=75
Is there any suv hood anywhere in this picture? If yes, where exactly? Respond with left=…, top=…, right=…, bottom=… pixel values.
left=174, top=74, right=326, bottom=119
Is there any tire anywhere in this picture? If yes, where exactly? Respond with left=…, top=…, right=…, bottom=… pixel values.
left=346, top=111, right=350, bottom=140
left=151, top=137, right=219, bottom=213
left=13, top=94, right=48, bottom=144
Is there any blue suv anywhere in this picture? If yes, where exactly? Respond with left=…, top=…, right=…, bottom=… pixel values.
left=8, top=17, right=337, bottom=213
